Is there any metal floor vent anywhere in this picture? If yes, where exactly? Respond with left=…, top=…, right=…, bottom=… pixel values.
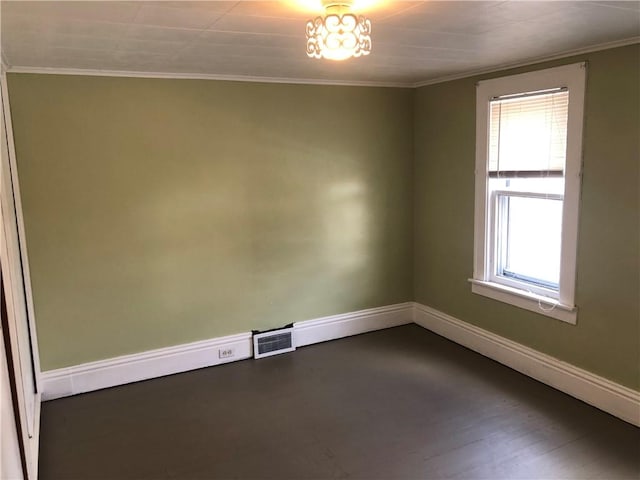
left=253, top=327, right=295, bottom=359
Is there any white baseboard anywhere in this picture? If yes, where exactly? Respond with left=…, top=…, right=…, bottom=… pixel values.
left=413, top=302, right=640, bottom=427
left=294, top=302, right=413, bottom=347
left=41, top=332, right=253, bottom=401
left=42, top=302, right=414, bottom=401
left=42, top=301, right=638, bottom=427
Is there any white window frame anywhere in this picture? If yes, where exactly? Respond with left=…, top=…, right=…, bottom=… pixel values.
left=470, top=63, right=586, bottom=324
left=490, top=190, right=564, bottom=297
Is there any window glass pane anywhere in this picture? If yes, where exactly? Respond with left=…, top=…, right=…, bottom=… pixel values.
left=489, top=91, right=568, bottom=172
left=499, top=195, right=562, bottom=288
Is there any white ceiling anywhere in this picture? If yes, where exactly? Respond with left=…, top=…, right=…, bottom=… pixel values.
left=1, top=1, right=639, bottom=86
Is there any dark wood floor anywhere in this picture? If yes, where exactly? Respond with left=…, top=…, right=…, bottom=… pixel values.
left=39, top=325, right=639, bottom=479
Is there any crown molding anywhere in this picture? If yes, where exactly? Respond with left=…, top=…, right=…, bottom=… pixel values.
left=411, top=36, right=640, bottom=88
left=4, top=66, right=412, bottom=88
left=5, top=36, right=638, bottom=89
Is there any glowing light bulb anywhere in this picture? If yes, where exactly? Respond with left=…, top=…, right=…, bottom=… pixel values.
left=305, top=1, right=372, bottom=61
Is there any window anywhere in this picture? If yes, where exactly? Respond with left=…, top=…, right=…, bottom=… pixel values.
left=471, top=63, right=586, bottom=324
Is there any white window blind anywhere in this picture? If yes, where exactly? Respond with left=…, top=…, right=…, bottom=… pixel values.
left=489, top=90, right=569, bottom=174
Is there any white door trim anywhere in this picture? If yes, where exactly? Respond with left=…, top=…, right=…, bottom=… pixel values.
left=0, top=67, right=41, bottom=480
left=0, top=70, right=41, bottom=390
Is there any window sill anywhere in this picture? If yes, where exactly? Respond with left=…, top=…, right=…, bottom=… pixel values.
left=469, top=279, right=577, bottom=324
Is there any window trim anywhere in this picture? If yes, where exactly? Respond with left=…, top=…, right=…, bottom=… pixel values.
left=471, top=63, right=586, bottom=325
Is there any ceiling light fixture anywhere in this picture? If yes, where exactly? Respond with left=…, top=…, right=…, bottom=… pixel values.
left=305, top=1, right=372, bottom=61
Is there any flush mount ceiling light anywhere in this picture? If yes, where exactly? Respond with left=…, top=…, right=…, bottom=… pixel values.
left=305, top=1, right=372, bottom=61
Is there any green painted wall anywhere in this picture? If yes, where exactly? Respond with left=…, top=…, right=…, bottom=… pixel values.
left=414, top=44, right=640, bottom=389
left=7, top=74, right=414, bottom=370
left=8, top=44, right=639, bottom=389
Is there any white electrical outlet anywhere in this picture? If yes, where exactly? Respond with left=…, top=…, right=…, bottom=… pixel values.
left=219, top=347, right=235, bottom=359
